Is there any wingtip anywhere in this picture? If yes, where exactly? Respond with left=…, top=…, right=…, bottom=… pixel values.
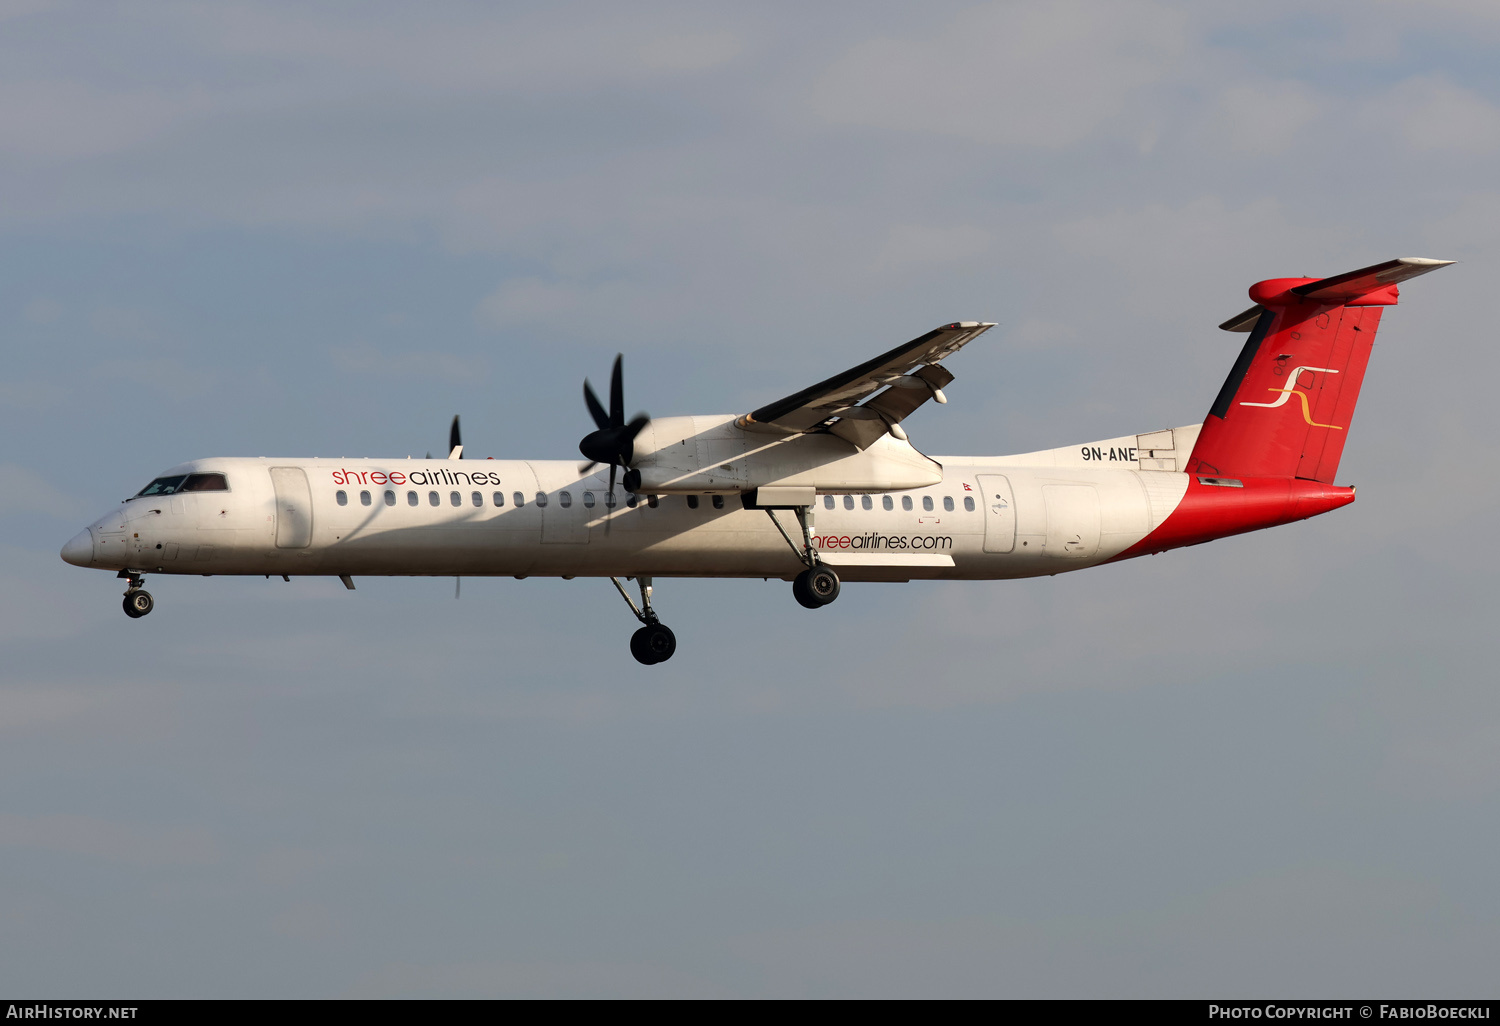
left=1397, top=257, right=1456, bottom=267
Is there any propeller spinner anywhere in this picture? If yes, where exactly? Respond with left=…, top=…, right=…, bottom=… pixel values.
left=578, top=354, right=648, bottom=496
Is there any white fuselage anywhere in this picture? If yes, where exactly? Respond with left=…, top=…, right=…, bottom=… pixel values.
left=70, top=428, right=1199, bottom=584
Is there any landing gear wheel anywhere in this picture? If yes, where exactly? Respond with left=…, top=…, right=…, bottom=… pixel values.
left=123, top=590, right=154, bottom=618
left=793, top=566, right=841, bottom=609
left=630, top=623, right=676, bottom=665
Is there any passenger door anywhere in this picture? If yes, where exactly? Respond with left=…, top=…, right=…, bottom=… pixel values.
left=975, top=474, right=1016, bottom=553
left=269, top=467, right=313, bottom=548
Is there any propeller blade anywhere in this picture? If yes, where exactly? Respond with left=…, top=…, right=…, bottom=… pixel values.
left=583, top=379, right=609, bottom=430
left=578, top=354, right=650, bottom=483
left=449, top=415, right=462, bottom=458
left=606, top=463, right=616, bottom=535
left=609, top=354, right=624, bottom=429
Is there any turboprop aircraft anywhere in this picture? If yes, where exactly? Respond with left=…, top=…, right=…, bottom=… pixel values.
left=61, top=257, right=1452, bottom=664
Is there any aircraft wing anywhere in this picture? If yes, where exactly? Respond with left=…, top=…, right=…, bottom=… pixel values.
left=740, top=321, right=994, bottom=446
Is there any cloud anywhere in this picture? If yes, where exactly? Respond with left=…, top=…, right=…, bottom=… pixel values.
left=23, top=296, right=62, bottom=324
left=0, top=80, right=208, bottom=161
left=637, top=31, right=743, bottom=73
left=189, top=4, right=746, bottom=92
left=0, top=813, right=219, bottom=868
left=0, top=380, right=67, bottom=411
left=1215, top=81, right=1326, bottom=155
left=0, top=463, right=80, bottom=516
left=91, top=358, right=215, bottom=397
left=88, top=306, right=160, bottom=343
left=812, top=0, right=1188, bottom=147
left=875, top=223, right=991, bottom=272
left=330, top=345, right=487, bottom=383
left=1378, top=75, right=1500, bottom=153
left=346, top=958, right=724, bottom=999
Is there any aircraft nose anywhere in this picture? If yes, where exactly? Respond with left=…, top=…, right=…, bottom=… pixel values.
left=60, top=529, right=94, bottom=567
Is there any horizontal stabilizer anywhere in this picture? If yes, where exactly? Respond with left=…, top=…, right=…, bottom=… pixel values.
left=1291, top=256, right=1453, bottom=303
left=1219, top=306, right=1263, bottom=332
left=1219, top=257, right=1453, bottom=331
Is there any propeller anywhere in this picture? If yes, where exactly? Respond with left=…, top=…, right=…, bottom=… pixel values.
left=448, top=414, right=463, bottom=459
left=578, top=354, right=649, bottom=499
left=449, top=414, right=463, bottom=596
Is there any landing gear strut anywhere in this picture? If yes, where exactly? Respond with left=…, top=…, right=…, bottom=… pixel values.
left=611, top=575, right=676, bottom=665
left=765, top=504, right=841, bottom=609
left=120, top=571, right=154, bottom=619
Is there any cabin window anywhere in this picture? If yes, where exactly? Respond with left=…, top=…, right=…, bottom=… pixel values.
left=360, top=490, right=372, bottom=506
left=882, top=495, right=893, bottom=511
left=823, top=495, right=834, bottom=510
left=923, top=495, right=933, bottom=512
left=943, top=496, right=954, bottom=512
left=513, top=492, right=525, bottom=507
left=964, top=496, right=975, bottom=512
left=861, top=495, right=873, bottom=511
left=605, top=491, right=617, bottom=508
left=535, top=491, right=548, bottom=507
left=429, top=491, right=440, bottom=506
left=647, top=495, right=659, bottom=508
left=408, top=491, right=418, bottom=506
left=843, top=495, right=854, bottom=510
left=687, top=495, right=699, bottom=509
left=384, top=490, right=395, bottom=506
left=627, top=494, right=639, bottom=508
left=493, top=491, right=505, bottom=507
left=471, top=491, right=482, bottom=507
left=583, top=491, right=596, bottom=508
left=336, top=490, right=348, bottom=506
left=902, top=495, right=913, bottom=511
left=711, top=495, right=724, bottom=509
left=559, top=491, right=573, bottom=508
left=181, top=473, right=229, bottom=492
left=135, top=475, right=187, bottom=497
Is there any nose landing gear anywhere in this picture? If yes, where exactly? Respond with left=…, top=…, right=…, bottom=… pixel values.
left=120, top=571, right=154, bottom=619
left=610, top=575, right=676, bottom=665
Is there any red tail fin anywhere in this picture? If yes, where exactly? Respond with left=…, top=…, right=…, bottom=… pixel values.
left=1187, top=257, right=1452, bottom=483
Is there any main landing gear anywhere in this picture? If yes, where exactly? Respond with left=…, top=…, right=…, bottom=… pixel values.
left=792, top=565, right=841, bottom=609
left=765, top=504, right=841, bottom=610
left=611, top=575, right=676, bottom=665
left=120, top=571, right=154, bottom=619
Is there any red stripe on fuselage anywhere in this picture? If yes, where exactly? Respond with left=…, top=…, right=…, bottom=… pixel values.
left=1110, top=476, right=1355, bottom=562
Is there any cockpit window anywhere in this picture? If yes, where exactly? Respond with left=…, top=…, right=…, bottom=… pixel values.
left=181, top=473, right=229, bottom=492
left=135, top=475, right=187, bottom=497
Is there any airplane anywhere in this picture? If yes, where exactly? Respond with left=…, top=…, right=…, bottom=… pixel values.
left=61, top=257, right=1452, bottom=665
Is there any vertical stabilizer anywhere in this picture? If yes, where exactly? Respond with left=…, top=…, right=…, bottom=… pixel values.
left=1187, top=257, right=1452, bottom=482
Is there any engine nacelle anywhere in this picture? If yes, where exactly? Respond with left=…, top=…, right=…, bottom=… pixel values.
left=629, top=415, right=942, bottom=494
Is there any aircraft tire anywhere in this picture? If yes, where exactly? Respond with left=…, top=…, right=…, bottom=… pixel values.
left=123, top=590, right=154, bottom=619
left=631, top=623, right=676, bottom=665
left=792, top=571, right=822, bottom=609
left=795, top=566, right=840, bottom=608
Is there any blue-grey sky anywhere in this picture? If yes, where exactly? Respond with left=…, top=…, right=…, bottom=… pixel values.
left=3, top=0, right=1498, bottom=997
